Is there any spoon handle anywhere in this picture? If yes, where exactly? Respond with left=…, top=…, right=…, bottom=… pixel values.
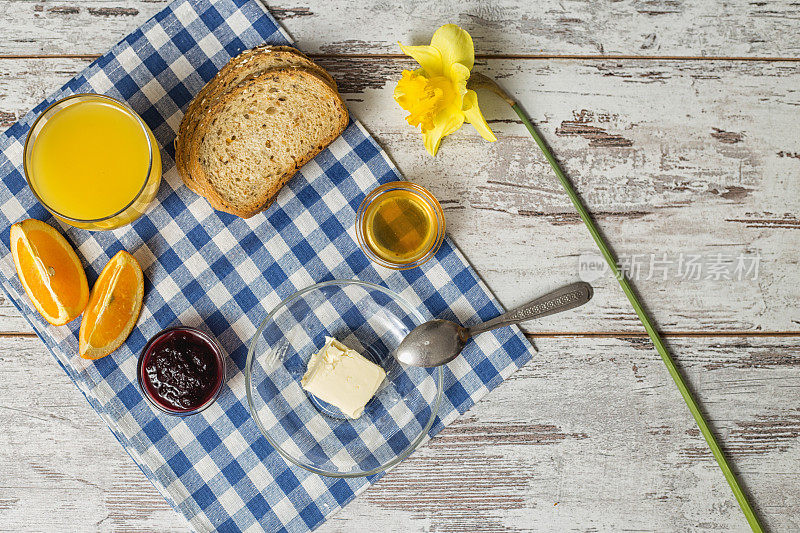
left=468, top=282, right=593, bottom=337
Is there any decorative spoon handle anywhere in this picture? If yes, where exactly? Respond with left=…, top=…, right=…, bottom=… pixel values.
left=468, top=282, right=593, bottom=337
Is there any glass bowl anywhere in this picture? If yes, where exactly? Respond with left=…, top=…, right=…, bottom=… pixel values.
left=137, top=326, right=226, bottom=417
left=355, top=181, right=445, bottom=270
left=245, top=280, right=443, bottom=477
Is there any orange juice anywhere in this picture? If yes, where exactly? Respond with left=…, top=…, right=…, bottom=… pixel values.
left=25, top=95, right=161, bottom=230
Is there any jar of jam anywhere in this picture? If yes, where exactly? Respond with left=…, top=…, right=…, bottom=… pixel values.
left=137, top=326, right=226, bottom=416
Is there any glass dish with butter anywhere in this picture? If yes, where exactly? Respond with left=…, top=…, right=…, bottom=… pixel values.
left=245, top=280, right=443, bottom=478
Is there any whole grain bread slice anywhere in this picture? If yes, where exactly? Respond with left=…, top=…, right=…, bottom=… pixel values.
left=189, top=68, right=348, bottom=218
left=213, top=45, right=335, bottom=94
left=175, top=45, right=335, bottom=194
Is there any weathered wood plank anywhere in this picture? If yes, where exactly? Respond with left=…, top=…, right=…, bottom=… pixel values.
left=2, top=335, right=798, bottom=531
left=0, top=57, right=798, bottom=334
left=2, top=0, right=800, bottom=58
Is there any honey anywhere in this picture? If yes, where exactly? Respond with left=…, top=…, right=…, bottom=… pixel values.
left=357, top=182, right=444, bottom=269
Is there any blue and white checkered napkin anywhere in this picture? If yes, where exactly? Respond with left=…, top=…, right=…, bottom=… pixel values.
left=0, top=0, right=535, bottom=530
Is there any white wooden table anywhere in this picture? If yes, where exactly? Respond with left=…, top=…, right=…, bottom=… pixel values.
left=1, top=1, right=799, bottom=531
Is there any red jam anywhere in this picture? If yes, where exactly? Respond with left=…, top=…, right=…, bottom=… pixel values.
left=138, top=327, right=224, bottom=414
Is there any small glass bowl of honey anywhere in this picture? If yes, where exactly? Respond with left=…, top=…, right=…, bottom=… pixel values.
left=356, top=181, right=445, bottom=270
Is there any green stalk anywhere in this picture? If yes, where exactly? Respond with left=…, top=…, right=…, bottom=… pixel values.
left=469, top=73, right=763, bottom=532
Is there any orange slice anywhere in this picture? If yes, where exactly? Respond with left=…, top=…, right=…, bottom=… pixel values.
left=79, top=250, right=144, bottom=360
left=10, top=219, right=89, bottom=326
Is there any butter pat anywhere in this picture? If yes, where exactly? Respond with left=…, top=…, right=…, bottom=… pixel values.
left=301, top=337, right=386, bottom=418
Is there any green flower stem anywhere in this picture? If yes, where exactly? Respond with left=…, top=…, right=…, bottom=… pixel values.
left=511, top=102, right=763, bottom=532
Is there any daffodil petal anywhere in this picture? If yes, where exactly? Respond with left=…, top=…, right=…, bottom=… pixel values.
left=462, top=89, right=496, bottom=142
left=431, top=24, right=474, bottom=72
left=450, top=62, right=470, bottom=94
left=398, top=43, right=443, bottom=77
left=422, top=110, right=464, bottom=156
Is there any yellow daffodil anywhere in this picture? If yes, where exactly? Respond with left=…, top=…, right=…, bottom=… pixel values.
left=394, top=24, right=496, bottom=156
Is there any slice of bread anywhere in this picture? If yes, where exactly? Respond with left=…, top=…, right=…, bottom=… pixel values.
left=189, top=68, right=348, bottom=218
left=175, top=45, right=335, bottom=194
left=213, top=45, right=335, bottom=95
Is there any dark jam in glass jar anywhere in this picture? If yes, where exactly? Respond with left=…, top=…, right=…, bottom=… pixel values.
left=138, top=327, right=225, bottom=415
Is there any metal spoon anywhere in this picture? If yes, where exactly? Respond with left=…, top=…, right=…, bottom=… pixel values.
left=395, top=281, right=593, bottom=367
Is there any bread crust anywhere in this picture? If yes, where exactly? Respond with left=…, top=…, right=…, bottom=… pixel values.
left=189, top=68, right=348, bottom=218
left=175, top=45, right=336, bottom=195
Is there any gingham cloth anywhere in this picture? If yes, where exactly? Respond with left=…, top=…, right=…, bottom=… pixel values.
left=0, top=0, right=535, bottom=531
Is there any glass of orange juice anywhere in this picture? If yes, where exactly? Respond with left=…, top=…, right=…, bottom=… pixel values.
left=23, top=94, right=162, bottom=230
